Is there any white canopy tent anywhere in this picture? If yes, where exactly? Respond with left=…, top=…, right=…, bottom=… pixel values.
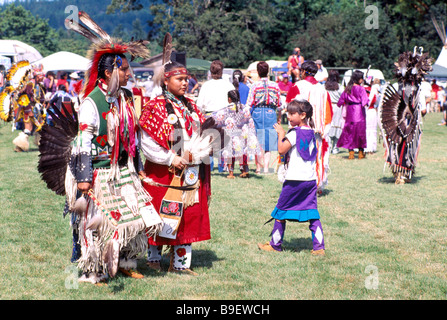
left=32, top=51, right=90, bottom=73
left=342, top=68, right=385, bottom=86
left=434, top=46, right=447, bottom=69
left=429, top=16, right=447, bottom=79
left=0, top=55, right=11, bottom=70
left=0, top=39, right=43, bottom=63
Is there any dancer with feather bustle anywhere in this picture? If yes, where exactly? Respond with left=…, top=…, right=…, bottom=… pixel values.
left=139, top=34, right=215, bottom=276
left=47, top=11, right=163, bottom=284
left=379, top=47, right=432, bottom=184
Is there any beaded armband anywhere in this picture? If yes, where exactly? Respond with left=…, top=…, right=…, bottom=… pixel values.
left=74, top=151, right=93, bottom=183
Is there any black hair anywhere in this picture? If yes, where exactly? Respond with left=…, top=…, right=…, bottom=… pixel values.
left=257, top=61, right=269, bottom=78
left=228, top=89, right=240, bottom=104
left=345, top=70, right=363, bottom=95
left=58, top=84, right=67, bottom=92
left=164, top=61, right=186, bottom=74
left=301, top=61, right=318, bottom=76
left=227, top=89, right=241, bottom=112
left=232, top=69, right=244, bottom=90
left=301, top=61, right=318, bottom=77
left=287, top=99, right=315, bottom=128
left=97, top=53, right=126, bottom=80
left=325, top=69, right=340, bottom=91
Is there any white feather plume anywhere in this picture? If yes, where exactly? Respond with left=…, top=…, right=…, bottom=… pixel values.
left=86, top=214, right=103, bottom=231
left=186, top=130, right=215, bottom=164
left=103, top=238, right=120, bottom=277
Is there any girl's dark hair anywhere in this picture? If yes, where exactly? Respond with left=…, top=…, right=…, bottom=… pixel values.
left=345, top=70, right=363, bottom=94
left=228, top=89, right=241, bottom=112
left=301, top=61, right=318, bottom=77
left=228, top=89, right=240, bottom=104
left=287, top=99, right=315, bottom=128
left=325, top=70, right=340, bottom=91
left=98, top=53, right=126, bottom=80
left=232, top=69, right=244, bottom=90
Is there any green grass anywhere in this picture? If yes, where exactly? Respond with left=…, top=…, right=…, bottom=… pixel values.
left=0, top=113, right=446, bottom=300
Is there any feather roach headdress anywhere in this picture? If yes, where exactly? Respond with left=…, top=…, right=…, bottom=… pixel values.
left=65, top=11, right=150, bottom=98
left=393, top=46, right=433, bottom=86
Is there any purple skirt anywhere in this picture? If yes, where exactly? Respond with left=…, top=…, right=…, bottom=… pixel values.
left=271, top=180, right=320, bottom=222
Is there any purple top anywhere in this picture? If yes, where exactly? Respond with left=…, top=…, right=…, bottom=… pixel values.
left=336, top=85, right=368, bottom=149
left=337, top=85, right=369, bottom=123
left=43, top=77, right=57, bottom=94
left=294, top=127, right=317, bottom=162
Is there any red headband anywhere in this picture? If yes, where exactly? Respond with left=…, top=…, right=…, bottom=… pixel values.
left=164, top=68, right=188, bottom=78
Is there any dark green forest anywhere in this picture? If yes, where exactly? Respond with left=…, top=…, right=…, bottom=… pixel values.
left=1, top=0, right=446, bottom=78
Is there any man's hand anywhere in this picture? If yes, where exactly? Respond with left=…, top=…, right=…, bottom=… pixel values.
left=77, top=182, right=91, bottom=193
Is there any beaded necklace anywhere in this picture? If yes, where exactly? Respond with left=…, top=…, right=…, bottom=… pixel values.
left=164, top=90, right=198, bottom=136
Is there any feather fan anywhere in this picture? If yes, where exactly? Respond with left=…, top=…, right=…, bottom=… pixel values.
left=38, top=102, right=78, bottom=196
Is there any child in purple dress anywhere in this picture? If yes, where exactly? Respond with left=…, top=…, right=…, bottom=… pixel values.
left=336, top=70, right=369, bottom=159
left=258, top=99, right=325, bottom=256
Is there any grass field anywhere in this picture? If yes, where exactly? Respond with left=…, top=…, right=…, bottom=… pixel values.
left=0, top=112, right=446, bottom=300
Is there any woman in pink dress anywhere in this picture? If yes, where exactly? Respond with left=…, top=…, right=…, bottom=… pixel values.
left=336, top=70, right=369, bottom=159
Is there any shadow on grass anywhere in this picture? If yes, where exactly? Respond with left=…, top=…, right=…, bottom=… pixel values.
left=211, top=171, right=264, bottom=180
left=318, top=188, right=332, bottom=197
left=140, top=248, right=222, bottom=274
left=107, top=249, right=221, bottom=293
left=377, top=175, right=424, bottom=185
left=283, top=237, right=313, bottom=252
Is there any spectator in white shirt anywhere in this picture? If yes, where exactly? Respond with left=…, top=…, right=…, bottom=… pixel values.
left=196, top=60, right=235, bottom=114
left=314, top=60, right=328, bottom=84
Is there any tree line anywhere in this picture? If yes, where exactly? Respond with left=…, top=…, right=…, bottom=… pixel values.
left=1, top=0, right=446, bottom=79
left=131, top=0, right=446, bottom=79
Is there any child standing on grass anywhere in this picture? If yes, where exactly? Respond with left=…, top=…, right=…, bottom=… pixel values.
left=257, top=99, right=325, bottom=256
